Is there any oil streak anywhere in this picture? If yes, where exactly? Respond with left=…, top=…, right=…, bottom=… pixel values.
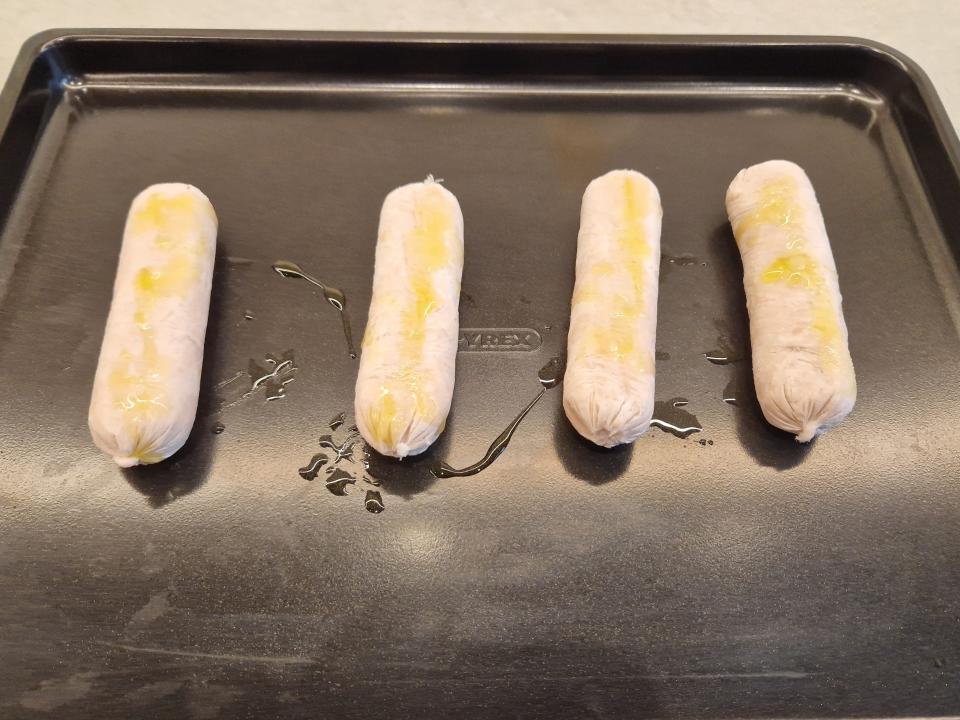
left=273, top=260, right=357, bottom=358
left=432, top=388, right=547, bottom=478
left=432, top=356, right=565, bottom=478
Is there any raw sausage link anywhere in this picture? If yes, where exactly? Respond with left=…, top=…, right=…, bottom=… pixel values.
left=88, top=183, right=217, bottom=466
left=563, top=170, right=662, bottom=447
left=726, top=160, right=856, bottom=441
left=355, top=178, right=464, bottom=458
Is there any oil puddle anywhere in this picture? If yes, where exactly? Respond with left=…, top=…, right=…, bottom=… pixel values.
left=431, top=356, right=565, bottom=478
left=273, top=260, right=356, bottom=358
left=651, top=397, right=703, bottom=439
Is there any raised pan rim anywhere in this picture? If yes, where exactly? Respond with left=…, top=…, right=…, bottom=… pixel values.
left=1, top=31, right=958, bottom=212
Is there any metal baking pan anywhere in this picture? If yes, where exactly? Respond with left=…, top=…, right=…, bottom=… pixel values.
left=1, top=31, right=959, bottom=719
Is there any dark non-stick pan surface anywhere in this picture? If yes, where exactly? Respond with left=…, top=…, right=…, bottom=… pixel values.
left=1, top=32, right=959, bottom=719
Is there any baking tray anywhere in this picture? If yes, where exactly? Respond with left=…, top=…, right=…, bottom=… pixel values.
left=1, top=31, right=959, bottom=719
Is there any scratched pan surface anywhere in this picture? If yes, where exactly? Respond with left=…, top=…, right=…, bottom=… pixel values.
left=1, top=32, right=960, bottom=719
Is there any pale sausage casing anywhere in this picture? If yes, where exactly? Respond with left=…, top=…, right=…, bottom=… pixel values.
left=355, top=178, right=464, bottom=458
left=726, top=160, right=856, bottom=442
left=563, top=170, right=662, bottom=447
left=89, top=183, right=217, bottom=467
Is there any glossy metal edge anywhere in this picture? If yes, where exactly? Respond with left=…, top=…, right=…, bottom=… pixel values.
left=0, top=32, right=50, bottom=129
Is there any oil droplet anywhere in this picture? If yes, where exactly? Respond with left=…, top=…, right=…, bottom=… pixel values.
left=433, top=356, right=564, bottom=478
left=651, top=398, right=702, bottom=439
left=361, top=474, right=380, bottom=486
left=660, top=253, right=702, bottom=279
left=364, top=490, right=385, bottom=514
left=328, top=412, right=345, bottom=431
left=722, top=378, right=739, bottom=406
left=537, top=355, right=566, bottom=389
left=325, top=467, right=356, bottom=496
left=672, top=398, right=689, bottom=408
left=705, top=335, right=743, bottom=365
left=211, top=422, right=225, bottom=434
left=663, top=253, right=699, bottom=267
left=273, top=260, right=357, bottom=358
left=543, top=324, right=553, bottom=331
left=272, top=259, right=307, bottom=279
left=244, top=310, right=255, bottom=320
left=299, top=453, right=329, bottom=481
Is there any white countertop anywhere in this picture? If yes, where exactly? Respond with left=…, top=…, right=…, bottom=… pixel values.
left=1, top=0, right=959, bottom=130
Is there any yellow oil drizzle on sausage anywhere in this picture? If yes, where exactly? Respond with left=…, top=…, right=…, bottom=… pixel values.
left=364, top=185, right=456, bottom=450
left=108, top=190, right=212, bottom=460
left=732, top=177, right=804, bottom=250
left=738, top=178, right=843, bottom=366
left=575, top=175, right=652, bottom=371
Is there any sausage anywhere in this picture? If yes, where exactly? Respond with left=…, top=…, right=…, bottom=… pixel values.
left=725, top=160, right=856, bottom=441
left=563, top=170, right=662, bottom=447
left=88, top=183, right=217, bottom=466
left=355, top=178, right=464, bottom=458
